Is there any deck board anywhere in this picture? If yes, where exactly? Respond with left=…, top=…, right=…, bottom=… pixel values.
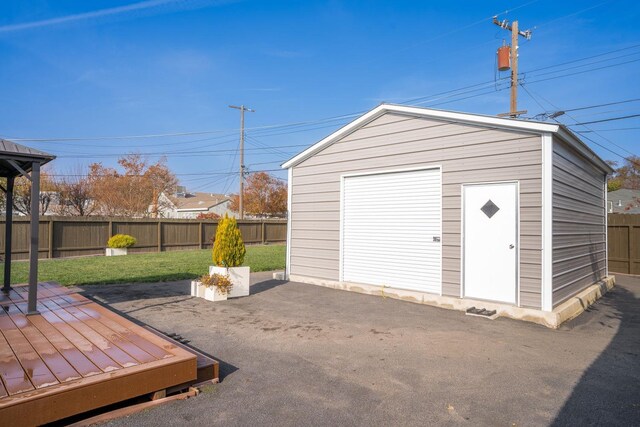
left=41, top=299, right=140, bottom=368
left=53, top=294, right=173, bottom=360
left=14, top=311, right=102, bottom=378
left=0, top=313, right=59, bottom=389
left=0, top=373, right=7, bottom=398
left=50, top=297, right=158, bottom=364
left=3, top=303, right=82, bottom=383
left=0, top=328, right=34, bottom=395
left=10, top=288, right=122, bottom=373
left=42, top=284, right=181, bottom=359
left=0, top=282, right=200, bottom=426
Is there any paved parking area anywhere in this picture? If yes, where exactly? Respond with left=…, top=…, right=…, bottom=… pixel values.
left=79, top=273, right=640, bottom=426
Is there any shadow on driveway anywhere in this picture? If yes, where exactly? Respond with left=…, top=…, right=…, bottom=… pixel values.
left=552, top=275, right=640, bottom=425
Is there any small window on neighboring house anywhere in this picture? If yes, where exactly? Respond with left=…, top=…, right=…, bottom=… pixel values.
left=608, top=201, right=613, bottom=213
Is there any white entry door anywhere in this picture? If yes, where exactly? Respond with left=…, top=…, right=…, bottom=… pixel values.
left=463, top=182, right=518, bottom=304
left=342, top=168, right=441, bottom=294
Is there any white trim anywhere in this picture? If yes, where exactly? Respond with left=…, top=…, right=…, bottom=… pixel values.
left=176, top=208, right=212, bottom=212
left=339, top=164, right=442, bottom=294
left=517, top=180, right=521, bottom=307
left=282, top=104, right=559, bottom=169
left=341, top=164, right=442, bottom=179
left=541, top=133, right=554, bottom=312
left=285, top=167, right=292, bottom=279
left=439, top=166, right=443, bottom=296
left=460, top=184, right=465, bottom=299
left=604, top=175, right=609, bottom=277
left=461, top=180, right=520, bottom=306
left=339, top=174, right=345, bottom=282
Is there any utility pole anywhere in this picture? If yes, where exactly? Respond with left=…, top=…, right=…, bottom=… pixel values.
left=493, top=17, right=532, bottom=117
left=229, top=105, right=255, bottom=219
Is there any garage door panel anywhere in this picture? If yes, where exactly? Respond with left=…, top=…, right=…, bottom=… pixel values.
left=342, top=168, right=442, bottom=294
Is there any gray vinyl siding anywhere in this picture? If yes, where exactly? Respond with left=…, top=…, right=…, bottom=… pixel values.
left=290, top=112, right=543, bottom=308
left=551, top=138, right=607, bottom=306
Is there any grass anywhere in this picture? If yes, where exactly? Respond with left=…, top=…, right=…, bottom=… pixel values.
left=2, top=244, right=286, bottom=287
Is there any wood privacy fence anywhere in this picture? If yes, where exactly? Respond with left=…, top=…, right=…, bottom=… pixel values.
left=608, top=213, right=640, bottom=275
left=0, top=216, right=287, bottom=260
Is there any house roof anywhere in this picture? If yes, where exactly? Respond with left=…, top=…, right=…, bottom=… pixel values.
left=281, top=103, right=614, bottom=174
left=608, top=188, right=640, bottom=214
left=0, top=138, right=56, bottom=178
left=174, top=192, right=230, bottom=211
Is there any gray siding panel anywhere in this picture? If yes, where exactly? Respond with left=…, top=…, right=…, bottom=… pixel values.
left=552, top=138, right=607, bottom=306
left=290, top=113, right=542, bottom=308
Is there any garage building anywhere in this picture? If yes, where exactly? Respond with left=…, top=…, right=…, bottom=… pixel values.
left=282, top=104, right=614, bottom=327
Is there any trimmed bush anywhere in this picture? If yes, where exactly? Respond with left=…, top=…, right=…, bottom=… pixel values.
left=107, top=234, right=137, bottom=249
left=212, top=214, right=246, bottom=268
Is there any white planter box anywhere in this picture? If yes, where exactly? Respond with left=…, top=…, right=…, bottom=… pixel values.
left=203, top=284, right=228, bottom=302
left=190, top=280, right=206, bottom=298
left=106, top=248, right=128, bottom=256
left=209, top=266, right=250, bottom=298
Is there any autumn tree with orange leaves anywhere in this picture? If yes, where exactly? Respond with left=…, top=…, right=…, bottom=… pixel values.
left=229, top=172, right=287, bottom=218
left=88, top=154, right=177, bottom=217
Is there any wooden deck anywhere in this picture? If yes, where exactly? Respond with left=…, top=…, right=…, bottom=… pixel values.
left=0, top=282, right=202, bottom=426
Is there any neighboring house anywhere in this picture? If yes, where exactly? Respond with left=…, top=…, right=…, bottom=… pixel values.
left=282, top=103, right=614, bottom=327
left=607, top=188, right=640, bottom=214
left=154, top=191, right=237, bottom=219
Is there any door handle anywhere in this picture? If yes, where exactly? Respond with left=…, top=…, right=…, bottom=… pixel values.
left=509, top=244, right=515, bottom=249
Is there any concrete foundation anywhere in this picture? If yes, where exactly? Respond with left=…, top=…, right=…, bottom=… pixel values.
left=288, top=274, right=616, bottom=329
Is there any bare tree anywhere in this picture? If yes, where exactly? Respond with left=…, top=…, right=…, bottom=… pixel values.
left=55, top=167, right=96, bottom=216
left=13, top=169, right=55, bottom=215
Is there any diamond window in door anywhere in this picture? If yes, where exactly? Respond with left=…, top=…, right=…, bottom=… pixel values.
left=480, top=199, right=500, bottom=218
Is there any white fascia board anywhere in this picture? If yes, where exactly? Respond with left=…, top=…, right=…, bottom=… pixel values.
left=541, top=133, right=554, bottom=312
left=282, top=105, right=387, bottom=169
left=281, top=103, right=559, bottom=169
left=285, top=167, right=293, bottom=279
left=383, top=104, right=560, bottom=133
left=176, top=207, right=210, bottom=212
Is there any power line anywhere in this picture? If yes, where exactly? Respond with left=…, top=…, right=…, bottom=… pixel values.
left=46, top=169, right=283, bottom=178
left=523, top=86, right=639, bottom=165
left=575, top=127, right=640, bottom=132
left=570, top=114, right=640, bottom=126
left=54, top=143, right=310, bottom=159
left=523, top=57, right=640, bottom=85
left=5, top=44, right=638, bottom=146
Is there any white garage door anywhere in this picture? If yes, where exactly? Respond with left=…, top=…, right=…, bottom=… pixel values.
left=341, top=168, right=441, bottom=294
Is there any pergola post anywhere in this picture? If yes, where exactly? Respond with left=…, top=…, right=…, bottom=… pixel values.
left=27, top=161, right=40, bottom=314
left=2, top=175, right=14, bottom=293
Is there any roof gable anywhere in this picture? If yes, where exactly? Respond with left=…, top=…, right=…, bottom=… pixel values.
left=281, top=104, right=613, bottom=174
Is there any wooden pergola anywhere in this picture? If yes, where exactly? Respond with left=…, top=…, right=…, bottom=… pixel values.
left=0, top=138, right=55, bottom=314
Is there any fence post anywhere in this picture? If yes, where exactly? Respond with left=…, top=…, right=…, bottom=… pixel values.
left=157, top=220, right=162, bottom=253
left=48, top=218, right=54, bottom=259
left=630, top=224, right=637, bottom=275
left=261, top=221, right=266, bottom=244
left=199, top=222, right=203, bottom=249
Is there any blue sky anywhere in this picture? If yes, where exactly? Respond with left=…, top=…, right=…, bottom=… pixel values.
left=0, top=0, right=638, bottom=194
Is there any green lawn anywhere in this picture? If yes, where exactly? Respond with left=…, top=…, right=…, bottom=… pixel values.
left=1, top=244, right=285, bottom=287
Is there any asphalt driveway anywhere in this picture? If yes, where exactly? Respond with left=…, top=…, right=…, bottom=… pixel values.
left=78, top=273, right=640, bottom=426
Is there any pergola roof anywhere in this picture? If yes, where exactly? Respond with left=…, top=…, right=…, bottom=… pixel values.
left=0, top=138, right=55, bottom=178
